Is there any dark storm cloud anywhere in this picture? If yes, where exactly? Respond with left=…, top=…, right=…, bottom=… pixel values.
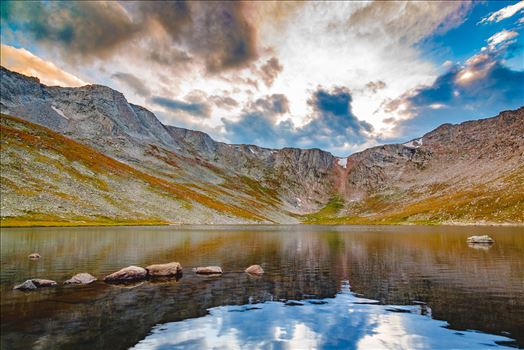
left=151, top=96, right=211, bottom=118
left=138, top=0, right=192, bottom=41
left=188, top=2, right=258, bottom=72
left=137, top=1, right=257, bottom=71
left=2, top=1, right=258, bottom=72
left=222, top=87, right=373, bottom=155
left=382, top=52, right=524, bottom=142
left=259, top=57, right=283, bottom=87
left=2, top=1, right=138, bottom=60
left=112, top=72, right=151, bottom=97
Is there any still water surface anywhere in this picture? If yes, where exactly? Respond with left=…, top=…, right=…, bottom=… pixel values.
left=1, top=225, right=523, bottom=349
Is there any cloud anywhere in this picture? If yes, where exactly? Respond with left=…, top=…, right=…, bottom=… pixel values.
left=258, top=57, right=283, bottom=87
left=251, top=94, right=290, bottom=115
left=2, top=1, right=138, bottom=61
left=112, top=72, right=150, bottom=97
left=479, top=1, right=524, bottom=23
left=138, top=0, right=192, bottom=42
left=188, top=2, right=258, bottom=72
left=223, top=87, right=373, bottom=155
left=0, top=44, right=86, bottom=87
left=381, top=52, right=524, bottom=141
left=2, top=1, right=259, bottom=73
left=346, top=1, right=472, bottom=45
left=365, top=81, right=386, bottom=93
left=151, top=96, right=211, bottom=118
left=486, top=29, right=519, bottom=50
left=210, top=96, right=239, bottom=110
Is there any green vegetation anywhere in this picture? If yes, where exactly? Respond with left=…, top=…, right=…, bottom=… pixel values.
left=303, top=194, right=344, bottom=224
left=1, top=216, right=169, bottom=228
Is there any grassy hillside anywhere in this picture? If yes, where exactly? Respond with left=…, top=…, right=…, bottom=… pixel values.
left=302, top=167, right=524, bottom=225
left=0, top=114, right=270, bottom=226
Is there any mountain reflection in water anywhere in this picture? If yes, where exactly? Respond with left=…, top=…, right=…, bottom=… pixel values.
left=1, top=225, right=523, bottom=349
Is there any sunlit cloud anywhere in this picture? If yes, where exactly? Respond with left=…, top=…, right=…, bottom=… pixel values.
left=479, top=1, right=524, bottom=23
left=0, top=44, right=86, bottom=87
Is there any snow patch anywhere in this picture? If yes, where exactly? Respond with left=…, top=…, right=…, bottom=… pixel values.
left=51, top=105, right=69, bottom=120
left=337, top=158, right=348, bottom=168
left=403, top=138, right=423, bottom=148
left=249, top=146, right=257, bottom=154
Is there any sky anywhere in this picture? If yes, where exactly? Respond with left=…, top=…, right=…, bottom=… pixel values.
left=1, top=1, right=523, bottom=156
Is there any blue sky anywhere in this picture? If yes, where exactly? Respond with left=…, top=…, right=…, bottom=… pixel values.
left=1, top=1, right=523, bottom=156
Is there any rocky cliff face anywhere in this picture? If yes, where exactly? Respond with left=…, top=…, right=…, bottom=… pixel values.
left=1, top=67, right=523, bottom=225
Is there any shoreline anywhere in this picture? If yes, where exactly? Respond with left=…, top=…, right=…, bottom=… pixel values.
left=1, top=220, right=523, bottom=229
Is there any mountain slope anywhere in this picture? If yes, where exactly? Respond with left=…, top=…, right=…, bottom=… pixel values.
left=0, top=114, right=273, bottom=225
left=1, top=67, right=523, bottom=225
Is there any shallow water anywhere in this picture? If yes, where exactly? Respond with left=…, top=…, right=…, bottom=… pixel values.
left=1, top=225, right=523, bottom=349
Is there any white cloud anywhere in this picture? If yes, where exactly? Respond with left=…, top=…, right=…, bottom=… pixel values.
left=480, top=1, right=524, bottom=23
left=486, top=29, right=519, bottom=50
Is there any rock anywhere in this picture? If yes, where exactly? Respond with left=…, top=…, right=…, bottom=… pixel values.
left=193, top=266, right=223, bottom=275
left=32, top=279, right=58, bottom=287
left=103, top=266, right=147, bottom=283
left=245, top=265, right=264, bottom=275
left=467, top=235, right=495, bottom=244
left=14, top=278, right=57, bottom=291
left=146, top=262, right=183, bottom=277
left=64, top=273, right=97, bottom=285
left=285, top=300, right=304, bottom=306
left=28, top=253, right=41, bottom=260
left=14, top=280, right=37, bottom=291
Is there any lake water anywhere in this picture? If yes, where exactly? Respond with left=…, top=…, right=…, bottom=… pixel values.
left=1, top=225, right=523, bottom=349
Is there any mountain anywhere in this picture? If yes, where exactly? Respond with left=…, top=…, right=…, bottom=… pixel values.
left=1, top=67, right=523, bottom=226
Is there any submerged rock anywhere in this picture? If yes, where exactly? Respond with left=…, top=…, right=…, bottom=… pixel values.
left=28, top=253, right=41, bottom=260
left=64, top=273, right=97, bottom=285
left=193, top=266, right=223, bottom=275
left=14, top=278, right=57, bottom=291
left=467, top=235, right=495, bottom=244
left=245, top=265, right=264, bottom=275
left=146, top=262, right=183, bottom=277
left=103, top=266, right=147, bottom=283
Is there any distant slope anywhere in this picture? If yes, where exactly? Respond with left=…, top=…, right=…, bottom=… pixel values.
left=306, top=108, right=524, bottom=224
left=1, top=66, right=523, bottom=226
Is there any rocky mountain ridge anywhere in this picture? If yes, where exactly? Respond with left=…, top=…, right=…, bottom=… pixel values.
left=1, top=66, right=523, bottom=225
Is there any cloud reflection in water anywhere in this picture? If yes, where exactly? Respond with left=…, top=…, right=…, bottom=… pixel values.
left=132, top=281, right=513, bottom=350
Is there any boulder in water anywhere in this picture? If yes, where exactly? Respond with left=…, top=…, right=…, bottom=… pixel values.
left=467, top=235, right=494, bottom=244
left=32, top=279, right=58, bottom=287
left=64, top=273, right=97, bottom=285
left=103, top=266, right=147, bottom=283
left=245, top=265, right=264, bottom=275
left=193, top=266, right=223, bottom=275
left=146, top=262, right=183, bottom=277
left=14, top=278, right=57, bottom=291
left=14, top=280, right=37, bottom=291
